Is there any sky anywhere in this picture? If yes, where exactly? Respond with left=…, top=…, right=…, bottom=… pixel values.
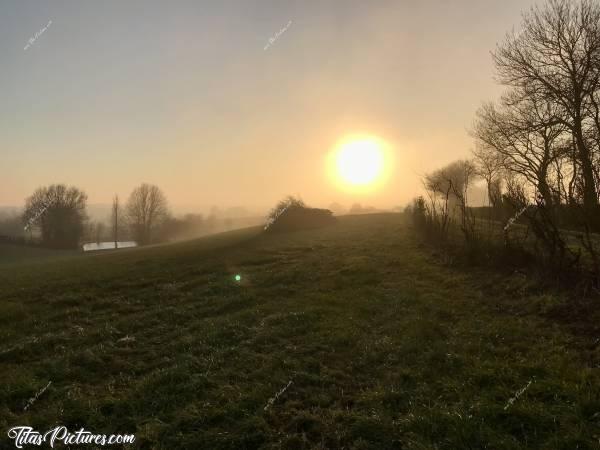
left=0, top=0, right=538, bottom=213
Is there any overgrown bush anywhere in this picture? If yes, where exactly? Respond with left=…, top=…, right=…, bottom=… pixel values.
left=265, top=196, right=336, bottom=232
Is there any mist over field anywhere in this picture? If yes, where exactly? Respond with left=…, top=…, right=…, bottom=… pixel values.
left=2, top=1, right=600, bottom=449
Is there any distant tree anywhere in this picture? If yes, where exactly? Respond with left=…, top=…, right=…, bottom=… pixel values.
left=224, top=206, right=249, bottom=218
left=424, top=159, right=478, bottom=241
left=349, top=203, right=376, bottom=215
left=183, top=213, right=205, bottom=230
left=410, top=196, right=427, bottom=229
left=205, top=214, right=218, bottom=232
left=95, top=221, right=106, bottom=245
left=23, top=184, right=88, bottom=249
left=83, top=220, right=96, bottom=243
left=126, top=183, right=169, bottom=245
left=473, top=94, right=566, bottom=208
left=349, top=203, right=363, bottom=214
left=328, top=202, right=346, bottom=216
left=0, top=210, right=25, bottom=238
left=472, top=143, right=505, bottom=210
left=157, top=213, right=206, bottom=242
left=156, top=213, right=177, bottom=242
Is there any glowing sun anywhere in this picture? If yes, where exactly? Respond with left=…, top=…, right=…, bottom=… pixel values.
left=332, top=136, right=388, bottom=188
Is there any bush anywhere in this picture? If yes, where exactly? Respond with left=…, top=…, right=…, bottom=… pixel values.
left=411, top=197, right=427, bottom=229
left=265, top=196, right=336, bottom=232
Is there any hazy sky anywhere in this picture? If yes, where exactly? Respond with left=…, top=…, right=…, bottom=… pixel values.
left=1, top=0, right=537, bottom=212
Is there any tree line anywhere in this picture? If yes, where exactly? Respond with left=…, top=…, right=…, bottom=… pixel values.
left=411, top=0, right=600, bottom=286
left=12, top=183, right=218, bottom=249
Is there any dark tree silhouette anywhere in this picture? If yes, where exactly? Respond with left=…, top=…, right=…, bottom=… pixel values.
left=23, top=184, right=88, bottom=249
left=126, top=183, right=169, bottom=245
left=493, top=0, right=600, bottom=208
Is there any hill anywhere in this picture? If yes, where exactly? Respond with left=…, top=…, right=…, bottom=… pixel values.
left=0, top=214, right=598, bottom=449
left=0, top=243, right=80, bottom=266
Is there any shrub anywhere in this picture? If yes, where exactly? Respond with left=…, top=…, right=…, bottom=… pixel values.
left=411, top=196, right=427, bottom=229
left=265, top=196, right=336, bottom=232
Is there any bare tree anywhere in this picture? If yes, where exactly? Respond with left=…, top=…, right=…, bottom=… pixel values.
left=424, top=171, right=452, bottom=240
left=424, top=159, right=478, bottom=241
left=493, top=0, right=600, bottom=208
left=473, top=143, right=505, bottom=210
left=444, top=160, right=478, bottom=241
left=473, top=93, right=567, bottom=208
left=126, top=184, right=169, bottom=245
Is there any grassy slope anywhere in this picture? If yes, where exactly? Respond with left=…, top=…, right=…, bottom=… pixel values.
left=0, top=243, right=79, bottom=266
left=0, top=214, right=599, bottom=449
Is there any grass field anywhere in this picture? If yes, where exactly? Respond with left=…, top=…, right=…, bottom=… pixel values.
left=0, top=243, right=80, bottom=266
left=1, top=214, right=599, bottom=449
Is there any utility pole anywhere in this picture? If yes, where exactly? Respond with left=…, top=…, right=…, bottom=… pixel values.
left=112, top=195, right=119, bottom=249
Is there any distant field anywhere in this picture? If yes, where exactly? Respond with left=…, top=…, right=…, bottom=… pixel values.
left=1, top=214, right=599, bottom=449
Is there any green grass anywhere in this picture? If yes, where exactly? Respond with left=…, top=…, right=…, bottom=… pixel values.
left=471, top=215, right=600, bottom=255
left=1, top=214, right=599, bottom=449
left=0, top=243, right=79, bottom=266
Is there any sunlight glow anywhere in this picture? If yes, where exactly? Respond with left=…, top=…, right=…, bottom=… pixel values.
left=329, top=135, right=391, bottom=192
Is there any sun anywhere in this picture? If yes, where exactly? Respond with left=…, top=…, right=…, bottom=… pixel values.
left=336, top=140, right=383, bottom=185
left=331, top=136, right=389, bottom=190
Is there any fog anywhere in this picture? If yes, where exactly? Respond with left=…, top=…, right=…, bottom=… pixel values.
left=3, top=2, right=600, bottom=447
left=1, top=0, right=535, bottom=213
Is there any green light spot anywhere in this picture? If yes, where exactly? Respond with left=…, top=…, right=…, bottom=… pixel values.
left=235, top=274, right=241, bottom=282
